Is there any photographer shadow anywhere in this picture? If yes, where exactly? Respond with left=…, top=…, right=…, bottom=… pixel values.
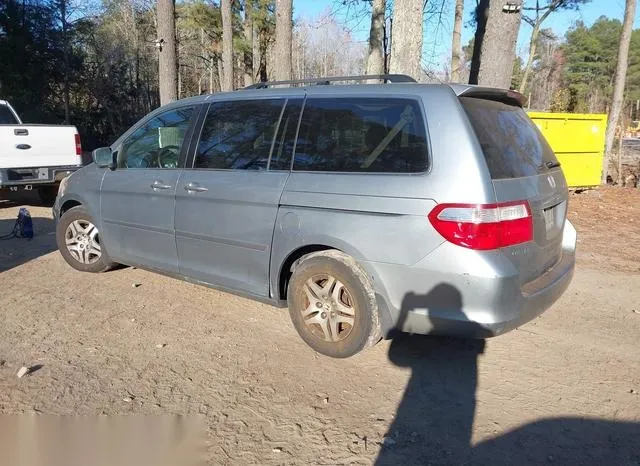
left=376, top=283, right=639, bottom=465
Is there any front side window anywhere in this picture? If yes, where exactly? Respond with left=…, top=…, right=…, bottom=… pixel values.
left=195, top=99, right=285, bottom=170
left=118, top=106, right=194, bottom=169
left=293, top=98, right=428, bottom=173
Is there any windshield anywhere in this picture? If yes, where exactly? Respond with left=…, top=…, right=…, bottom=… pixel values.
left=460, top=96, right=558, bottom=179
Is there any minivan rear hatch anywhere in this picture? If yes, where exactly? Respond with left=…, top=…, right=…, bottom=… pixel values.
left=459, top=91, right=568, bottom=284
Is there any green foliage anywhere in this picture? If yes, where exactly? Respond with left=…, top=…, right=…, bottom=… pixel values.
left=625, top=28, right=640, bottom=107
left=3, top=1, right=639, bottom=148
left=0, top=0, right=271, bottom=147
left=178, top=0, right=222, bottom=40
left=0, top=0, right=162, bottom=147
left=563, top=17, right=621, bottom=112
left=252, top=0, right=275, bottom=34
left=511, top=56, right=524, bottom=90
left=550, top=88, right=571, bottom=112
left=0, top=1, right=65, bottom=122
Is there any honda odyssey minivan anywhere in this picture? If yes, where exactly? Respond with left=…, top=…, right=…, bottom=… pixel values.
left=53, top=75, right=576, bottom=358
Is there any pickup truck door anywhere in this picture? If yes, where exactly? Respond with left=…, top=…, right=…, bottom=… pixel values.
left=99, top=104, right=198, bottom=273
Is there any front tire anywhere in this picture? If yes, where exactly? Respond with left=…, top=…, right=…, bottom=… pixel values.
left=287, top=250, right=381, bottom=358
left=56, top=206, right=115, bottom=273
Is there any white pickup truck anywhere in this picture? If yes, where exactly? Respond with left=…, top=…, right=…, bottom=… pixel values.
left=0, top=100, right=84, bottom=203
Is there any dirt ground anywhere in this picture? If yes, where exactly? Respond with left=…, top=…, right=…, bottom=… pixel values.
left=0, top=187, right=639, bottom=465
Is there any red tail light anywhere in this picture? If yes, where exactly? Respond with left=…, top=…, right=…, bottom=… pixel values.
left=75, top=133, right=82, bottom=156
left=428, top=201, right=533, bottom=250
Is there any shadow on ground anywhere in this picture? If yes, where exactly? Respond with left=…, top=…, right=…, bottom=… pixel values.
left=376, top=284, right=640, bottom=465
left=0, top=189, right=53, bottom=209
left=0, top=195, right=57, bottom=272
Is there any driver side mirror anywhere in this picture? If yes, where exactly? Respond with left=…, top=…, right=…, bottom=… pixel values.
left=92, top=147, right=115, bottom=169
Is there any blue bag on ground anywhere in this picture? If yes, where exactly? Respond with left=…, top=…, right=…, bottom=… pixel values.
left=17, top=207, right=33, bottom=238
left=1, top=207, right=33, bottom=239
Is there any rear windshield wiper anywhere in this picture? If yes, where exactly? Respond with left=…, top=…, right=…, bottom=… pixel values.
left=540, top=161, right=561, bottom=170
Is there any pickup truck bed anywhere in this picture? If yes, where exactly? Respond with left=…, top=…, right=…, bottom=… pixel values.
left=1, top=100, right=83, bottom=203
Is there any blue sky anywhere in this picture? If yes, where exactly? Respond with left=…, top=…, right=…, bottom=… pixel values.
left=293, top=0, right=640, bottom=68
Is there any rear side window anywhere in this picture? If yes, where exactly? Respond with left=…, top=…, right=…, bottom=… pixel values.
left=293, top=98, right=428, bottom=173
left=460, top=97, right=558, bottom=179
left=195, top=99, right=285, bottom=170
left=0, top=104, right=19, bottom=124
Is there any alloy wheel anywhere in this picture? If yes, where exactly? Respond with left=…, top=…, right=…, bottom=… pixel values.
left=301, top=274, right=356, bottom=342
left=64, top=219, right=102, bottom=264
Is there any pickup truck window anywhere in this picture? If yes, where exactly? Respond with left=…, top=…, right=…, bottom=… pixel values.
left=118, top=106, right=194, bottom=169
left=0, top=105, right=19, bottom=125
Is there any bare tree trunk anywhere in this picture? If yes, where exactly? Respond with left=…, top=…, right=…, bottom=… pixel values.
left=243, top=1, right=254, bottom=87
left=252, top=24, right=261, bottom=80
left=603, top=0, right=637, bottom=183
left=519, top=21, right=541, bottom=93
left=133, top=5, right=141, bottom=112
left=157, top=0, right=178, bottom=105
left=60, top=0, right=71, bottom=123
left=275, top=0, right=292, bottom=80
left=519, top=2, right=554, bottom=94
left=221, top=0, right=234, bottom=91
left=209, top=59, right=214, bottom=93
left=217, top=57, right=225, bottom=91
left=366, top=0, right=386, bottom=75
left=450, top=0, right=464, bottom=82
left=618, top=116, right=625, bottom=183
left=389, top=0, right=423, bottom=79
left=469, top=0, right=522, bottom=89
left=383, top=17, right=391, bottom=73
left=258, top=30, right=268, bottom=82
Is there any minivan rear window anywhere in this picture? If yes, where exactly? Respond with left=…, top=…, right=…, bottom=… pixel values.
left=0, top=104, right=19, bottom=125
left=293, top=98, right=428, bottom=173
left=460, top=97, right=558, bottom=179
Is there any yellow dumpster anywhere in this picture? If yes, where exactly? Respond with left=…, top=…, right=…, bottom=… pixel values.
left=527, top=111, right=607, bottom=187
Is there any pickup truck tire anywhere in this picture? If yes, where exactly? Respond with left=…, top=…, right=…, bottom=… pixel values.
left=56, top=206, right=115, bottom=273
left=287, top=250, right=381, bottom=358
left=38, top=186, right=58, bottom=206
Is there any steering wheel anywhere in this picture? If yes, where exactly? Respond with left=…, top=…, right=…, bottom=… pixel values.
left=157, top=145, right=180, bottom=168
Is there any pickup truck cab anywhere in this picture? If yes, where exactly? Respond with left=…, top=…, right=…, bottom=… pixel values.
left=0, top=100, right=83, bottom=203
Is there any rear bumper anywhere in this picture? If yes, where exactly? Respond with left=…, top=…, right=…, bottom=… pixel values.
left=365, top=221, right=577, bottom=338
left=0, top=165, right=81, bottom=188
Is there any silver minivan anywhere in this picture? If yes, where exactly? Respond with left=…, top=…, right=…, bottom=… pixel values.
left=53, top=75, right=576, bottom=358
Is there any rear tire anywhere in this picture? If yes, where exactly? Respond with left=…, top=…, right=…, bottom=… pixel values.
left=56, top=206, right=115, bottom=273
left=287, top=250, right=381, bottom=358
left=38, top=186, right=58, bottom=206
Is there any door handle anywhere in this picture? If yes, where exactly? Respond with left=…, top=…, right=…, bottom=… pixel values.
left=150, top=180, right=172, bottom=190
left=14, top=128, right=28, bottom=136
left=184, top=182, right=208, bottom=193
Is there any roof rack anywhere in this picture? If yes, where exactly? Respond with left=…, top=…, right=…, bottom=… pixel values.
left=243, top=74, right=416, bottom=90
